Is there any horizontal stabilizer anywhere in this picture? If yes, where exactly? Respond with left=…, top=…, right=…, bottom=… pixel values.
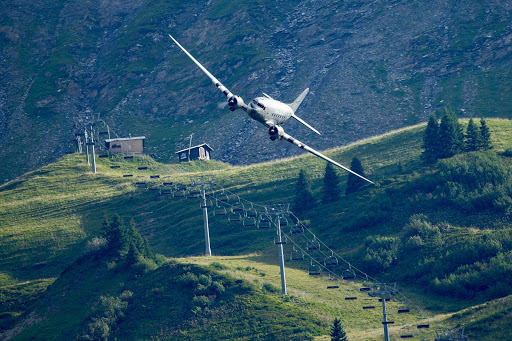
left=291, top=113, right=321, bottom=135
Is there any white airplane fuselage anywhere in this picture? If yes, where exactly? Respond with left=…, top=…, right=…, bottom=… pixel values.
left=247, top=97, right=293, bottom=127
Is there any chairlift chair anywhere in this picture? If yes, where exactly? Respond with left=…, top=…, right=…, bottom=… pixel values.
left=123, top=174, right=133, bottom=177
left=135, top=181, right=147, bottom=186
left=245, top=209, right=257, bottom=218
left=308, top=262, right=321, bottom=276
left=110, top=165, right=121, bottom=169
left=290, top=249, right=305, bottom=261
left=398, top=306, right=410, bottom=314
left=137, top=166, right=148, bottom=170
left=188, top=189, right=201, bottom=199
left=307, top=240, right=320, bottom=251
left=163, top=182, right=173, bottom=186
left=242, top=217, right=256, bottom=227
left=290, top=224, right=304, bottom=234
left=231, top=204, right=245, bottom=213
left=98, top=154, right=109, bottom=158
left=160, top=189, right=173, bottom=195
left=124, top=155, right=134, bottom=159
left=173, top=190, right=186, bottom=198
left=324, top=256, right=339, bottom=267
left=150, top=175, right=160, bottom=179
left=400, top=327, right=415, bottom=339
left=257, top=214, right=271, bottom=229
left=213, top=206, right=227, bottom=216
left=342, top=269, right=356, bottom=280
left=228, top=212, right=241, bottom=222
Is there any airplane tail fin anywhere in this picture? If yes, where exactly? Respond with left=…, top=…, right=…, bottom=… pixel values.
left=288, top=88, right=309, bottom=112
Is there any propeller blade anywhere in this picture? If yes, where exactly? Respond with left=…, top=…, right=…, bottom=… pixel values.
left=217, top=101, right=228, bottom=109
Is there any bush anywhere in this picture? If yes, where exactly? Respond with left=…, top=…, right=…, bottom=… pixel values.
left=405, top=235, right=424, bottom=250
left=192, top=295, right=213, bottom=308
left=211, top=281, right=225, bottom=295
left=178, top=272, right=199, bottom=287
left=363, top=235, right=401, bottom=271
left=262, top=283, right=280, bottom=293
left=210, top=262, right=228, bottom=270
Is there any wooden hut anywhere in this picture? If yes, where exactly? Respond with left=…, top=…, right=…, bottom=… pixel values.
left=175, top=144, right=213, bottom=162
left=105, top=136, right=145, bottom=154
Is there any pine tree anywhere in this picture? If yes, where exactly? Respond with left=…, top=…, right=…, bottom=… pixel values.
left=142, top=239, right=154, bottom=259
left=127, top=219, right=144, bottom=253
left=322, top=163, right=340, bottom=204
left=422, top=114, right=440, bottom=161
left=465, top=118, right=481, bottom=152
left=330, top=318, right=348, bottom=341
left=126, top=242, right=141, bottom=266
left=346, top=157, right=366, bottom=195
left=102, top=214, right=126, bottom=253
left=438, top=109, right=464, bottom=158
left=479, top=118, right=492, bottom=150
left=294, top=170, right=316, bottom=214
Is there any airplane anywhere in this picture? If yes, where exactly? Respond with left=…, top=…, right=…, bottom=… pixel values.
left=168, top=34, right=373, bottom=184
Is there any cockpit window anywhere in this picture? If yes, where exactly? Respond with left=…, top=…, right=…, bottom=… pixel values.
left=257, top=102, right=266, bottom=110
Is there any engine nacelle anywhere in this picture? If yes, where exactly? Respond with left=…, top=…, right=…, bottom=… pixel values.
left=268, top=125, right=284, bottom=141
left=228, top=95, right=244, bottom=109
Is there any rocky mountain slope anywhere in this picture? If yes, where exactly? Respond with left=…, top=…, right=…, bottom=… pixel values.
left=1, top=0, right=511, bottom=181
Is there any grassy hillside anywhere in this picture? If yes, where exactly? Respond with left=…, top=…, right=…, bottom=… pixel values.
left=1, top=119, right=512, bottom=340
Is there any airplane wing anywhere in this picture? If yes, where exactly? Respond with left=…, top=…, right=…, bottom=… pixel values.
left=279, top=129, right=374, bottom=184
left=168, top=34, right=247, bottom=111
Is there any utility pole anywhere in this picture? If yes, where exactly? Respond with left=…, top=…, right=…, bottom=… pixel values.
left=276, top=216, right=287, bottom=295
left=76, top=135, right=83, bottom=153
left=89, top=126, right=96, bottom=174
left=191, top=175, right=214, bottom=256
left=84, top=128, right=90, bottom=165
left=373, top=283, right=395, bottom=341
left=188, top=133, right=194, bottom=162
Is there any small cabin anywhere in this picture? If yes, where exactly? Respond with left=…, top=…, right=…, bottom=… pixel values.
left=175, top=144, right=213, bottom=162
left=105, top=136, right=145, bottom=154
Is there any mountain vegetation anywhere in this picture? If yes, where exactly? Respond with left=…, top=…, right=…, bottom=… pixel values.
left=1, top=119, right=512, bottom=340
left=1, top=0, right=511, bottom=183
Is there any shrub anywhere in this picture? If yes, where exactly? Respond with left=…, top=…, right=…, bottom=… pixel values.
left=363, top=235, right=401, bottom=271
left=262, top=283, right=280, bottom=293
left=210, top=262, right=228, bottom=270
left=210, top=281, right=225, bottom=295
left=178, top=272, right=199, bottom=287
left=192, top=295, right=213, bottom=308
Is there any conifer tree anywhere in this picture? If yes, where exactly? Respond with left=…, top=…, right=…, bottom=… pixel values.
left=127, top=219, right=144, bottom=253
left=126, top=242, right=141, bottom=266
left=438, top=109, right=464, bottom=158
left=479, top=118, right=492, bottom=150
left=322, top=163, right=340, bottom=204
left=465, top=118, right=481, bottom=152
left=102, top=214, right=126, bottom=253
left=346, top=157, right=366, bottom=195
left=330, top=317, right=348, bottom=341
left=142, top=239, right=154, bottom=259
left=422, top=114, right=440, bottom=161
left=294, top=170, right=316, bottom=214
